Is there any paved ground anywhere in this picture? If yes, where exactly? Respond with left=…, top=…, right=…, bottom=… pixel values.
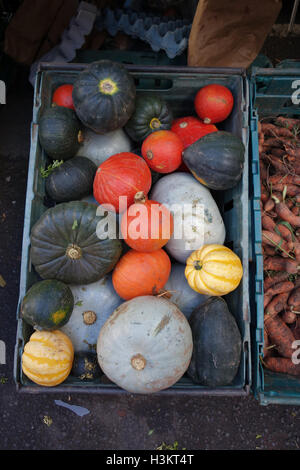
left=1, top=60, right=300, bottom=451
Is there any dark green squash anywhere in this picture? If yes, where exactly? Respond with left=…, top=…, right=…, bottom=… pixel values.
left=125, top=94, right=173, bottom=142
left=72, top=60, right=136, bottom=134
left=21, top=279, right=74, bottom=330
left=39, top=107, right=82, bottom=160
left=183, top=131, right=245, bottom=190
left=30, top=201, right=122, bottom=285
left=45, top=156, right=97, bottom=202
left=187, top=297, right=242, bottom=387
left=72, top=351, right=102, bottom=380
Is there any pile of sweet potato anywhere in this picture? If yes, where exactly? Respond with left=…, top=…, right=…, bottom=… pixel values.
left=259, top=116, right=300, bottom=376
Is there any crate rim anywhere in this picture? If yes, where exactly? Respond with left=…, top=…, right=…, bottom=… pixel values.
left=14, top=62, right=251, bottom=396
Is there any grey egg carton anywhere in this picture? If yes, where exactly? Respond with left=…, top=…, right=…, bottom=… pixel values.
left=95, top=8, right=191, bottom=59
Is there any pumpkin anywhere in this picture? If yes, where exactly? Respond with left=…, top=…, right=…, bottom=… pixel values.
left=125, top=94, right=173, bottom=142
left=52, top=84, right=75, bottom=110
left=22, top=330, right=74, bottom=387
left=60, top=275, right=122, bottom=352
left=187, top=296, right=242, bottom=387
left=97, top=295, right=193, bottom=393
left=21, top=280, right=74, bottom=330
left=72, top=60, right=136, bottom=134
left=76, top=128, right=132, bottom=167
left=120, top=192, right=174, bottom=252
left=93, top=152, right=152, bottom=213
left=72, top=351, right=102, bottom=380
left=141, top=130, right=183, bottom=173
left=45, top=156, right=97, bottom=202
left=171, top=116, right=218, bottom=148
left=194, top=84, right=234, bottom=124
left=112, top=249, right=171, bottom=300
left=30, top=201, right=122, bottom=285
left=185, top=244, right=243, bottom=296
left=38, top=107, right=82, bottom=160
left=183, top=131, right=245, bottom=190
left=162, top=263, right=208, bottom=319
left=150, top=173, right=226, bottom=264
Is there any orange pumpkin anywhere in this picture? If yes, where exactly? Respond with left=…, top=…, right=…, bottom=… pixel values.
left=112, top=249, right=171, bottom=300
left=141, top=130, right=183, bottom=173
left=120, top=192, right=174, bottom=252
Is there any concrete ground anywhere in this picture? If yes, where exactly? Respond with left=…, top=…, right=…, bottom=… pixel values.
left=1, top=55, right=300, bottom=450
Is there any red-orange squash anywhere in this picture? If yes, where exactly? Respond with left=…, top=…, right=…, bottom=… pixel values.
left=120, top=192, right=174, bottom=252
left=194, top=84, right=234, bottom=124
left=52, top=84, right=75, bottom=110
left=171, top=116, right=217, bottom=148
left=93, top=152, right=152, bottom=213
left=112, top=249, right=171, bottom=300
left=141, top=130, right=183, bottom=173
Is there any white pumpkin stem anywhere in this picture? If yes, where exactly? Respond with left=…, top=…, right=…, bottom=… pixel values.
left=131, top=354, right=146, bottom=371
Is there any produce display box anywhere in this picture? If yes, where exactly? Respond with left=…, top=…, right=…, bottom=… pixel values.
left=14, top=63, right=250, bottom=395
left=250, top=66, right=300, bottom=405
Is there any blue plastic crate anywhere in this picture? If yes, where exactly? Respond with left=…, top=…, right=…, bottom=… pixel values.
left=14, top=62, right=251, bottom=395
left=250, top=65, right=300, bottom=405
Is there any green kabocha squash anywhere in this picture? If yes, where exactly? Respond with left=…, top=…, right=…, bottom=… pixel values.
left=21, top=279, right=74, bottom=330
left=125, top=94, right=173, bottom=142
left=45, top=156, right=97, bottom=202
left=183, top=131, right=245, bottom=190
left=72, top=60, right=136, bottom=134
left=30, top=201, right=122, bottom=285
left=72, top=351, right=102, bottom=380
left=38, top=107, right=82, bottom=160
left=187, top=297, right=242, bottom=387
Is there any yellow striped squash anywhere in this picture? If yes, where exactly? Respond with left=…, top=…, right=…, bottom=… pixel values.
left=22, top=330, right=74, bottom=387
left=185, top=244, right=243, bottom=296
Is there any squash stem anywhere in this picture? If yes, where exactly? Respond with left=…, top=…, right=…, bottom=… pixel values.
left=193, top=260, right=203, bottom=270
left=131, top=354, right=146, bottom=371
left=66, top=244, right=82, bottom=260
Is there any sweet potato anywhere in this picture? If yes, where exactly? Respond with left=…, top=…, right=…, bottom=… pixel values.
left=275, top=202, right=300, bottom=226
left=264, top=292, right=290, bottom=321
left=262, top=123, right=296, bottom=139
left=275, top=116, right=300, bottom=130
left=264, top=314, right=295, bottom=358
left=261, top=183, right=269, bottom=203
left=264, top=256, right=299, bottom=273
left=281, top=310, right=297, bottom=324
left=264, top=272, right=290, bottom=291
left=265, top=281, right=295, bottom=298
left=291, top=318, right=300, bottom=340
left=264, top=198, right=275, bottom=212
left=263, top=329, right=272, bottom=358
left=284, top=145, right=300, bottom=158
left=264, top=357, right=300, bottom=376
left=276, top=222, right=294, bottom=243
left=272, top=184, right=300, bottom=197
left=288, top=287, right=300, bottom=309
left=262, top=230, right=290, bottom=253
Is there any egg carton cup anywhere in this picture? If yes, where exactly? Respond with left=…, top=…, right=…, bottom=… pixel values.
left=95, top=8, right=191, bottom=59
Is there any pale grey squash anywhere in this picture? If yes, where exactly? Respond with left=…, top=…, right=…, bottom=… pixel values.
left=76, top=128, right=132, bottom=167
left=150, top=172, right=226, bottom=264
left=97, top=295, right=193, bottom=393
left=61, top=275, right=122, bottom=352
left=163, top=263, right=209, bottom=319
